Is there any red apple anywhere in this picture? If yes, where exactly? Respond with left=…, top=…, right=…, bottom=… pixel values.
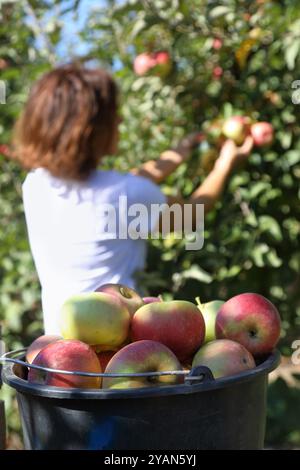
left=28, top=340, right=102, bottom=389
left=60, top=292, right=130, bottom=351
left=131, top=300, right=205, bottom=362
left=251, top=122, right=274, bottom=147
left=133, top=51, right=171, bottom=77
left=212, top=66, right=223, bottom=79
left=0, top=58, right=9, bottom=70
left=26, top=335, right=61, bottom=364
left=0, top=144, right=10, bottom=157
left=222, top=116, right=250, bottom=145
left=152, top=51, right=172, bottom=77
left=192, top=339, right=255, bottom=379
left=133, top=52, right=156, bottom=76
left=95, top=283, right=143, bottom=317
left=142, top=296, right=162, bottom=305
left=102, top=340, right=182, bottom=389
left=215, top=293, right=281, bottom=355
left=212, top=38, right=223, bottom=50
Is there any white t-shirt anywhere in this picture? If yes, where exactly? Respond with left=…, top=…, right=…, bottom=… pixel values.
left=22, top=168, right=166, bottom=334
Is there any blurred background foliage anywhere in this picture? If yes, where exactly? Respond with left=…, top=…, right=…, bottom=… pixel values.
left=0, top=0, right=299, bottom=448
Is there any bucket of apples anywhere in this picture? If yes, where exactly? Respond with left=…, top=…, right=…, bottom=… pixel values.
left=1, top=285, right=281, bottom=450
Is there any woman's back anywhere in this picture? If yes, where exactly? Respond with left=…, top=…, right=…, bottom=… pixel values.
left=23, top=168, right=165, bottom=334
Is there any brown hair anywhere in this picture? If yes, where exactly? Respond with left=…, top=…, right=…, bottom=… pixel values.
left=13, top=64, right=118, bottom=180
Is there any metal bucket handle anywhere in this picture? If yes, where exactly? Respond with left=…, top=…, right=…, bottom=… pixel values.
left=0, top=348, right=215, bottom=385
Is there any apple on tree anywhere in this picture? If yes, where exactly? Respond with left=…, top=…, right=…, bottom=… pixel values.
left=28, top=339, right=102, bottom=389
left=131, top=300, right=205, bottom=362
left=102, top=340, right=182, bottom=389
left=192, top=339, right=255, bottom=379
left=133, top=52, right=156, bottom=75
left=222, top=116, right=251, bottom=145
left=212, top=38, right=223, bottom=50
left=152, top=51, right=172, bottom=77
left=215, top=293, right=281, bottom=355
left=133, top=51, right=171, bottom=77
left=251, top=122, right=274, bottom=147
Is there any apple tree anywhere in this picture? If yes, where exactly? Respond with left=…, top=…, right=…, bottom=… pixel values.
left=83, top=0, right=300, bottom=348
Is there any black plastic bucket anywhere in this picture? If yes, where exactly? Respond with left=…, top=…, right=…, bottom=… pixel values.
left=2, top=350, right=280, bottom=450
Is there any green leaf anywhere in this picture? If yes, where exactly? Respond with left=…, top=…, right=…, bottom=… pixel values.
left=285, top=38, right=300, bottom=70
left=258, top=215, right=283, bottom=242
left=209, top=6, right=231, bottom=19
left=180, top=265, right=213, bottom=284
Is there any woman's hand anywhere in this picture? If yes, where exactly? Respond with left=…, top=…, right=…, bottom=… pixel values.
left=175, top=132, right=204, bottom=160
left=215, top=136, right=254, bottom=173
left=131, top=132, right=203, bottom=183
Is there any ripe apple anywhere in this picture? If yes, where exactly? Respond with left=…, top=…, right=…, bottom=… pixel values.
left=26, top=334, right=61, bottom=364
left=192, top=339, right=255, bottom=379
left=60, top=292, right=130, bottom=350
left=133, top=51, right=171, bottom=77
left=0, top=145, right=10, bottom=157
left=222, top=116, right=250, bottom=145
left=215, top=293, right=281, bottom=355
left=102, top=340, right=182, bottom=389
left=142, top=296, right=162, bottom=305
left=0, top=58, right=9, bottom=70
left=28, top=340, right=102, bottom=389
left=133, top=52, right=156, bottom=75
left=95, top=283, right=144, bottom=317
left=251, top=122, right=274, bottom=147
left=195, top=298, right=225, bottom=343
left=212, top=66, right=223, bottom=79
left=212, top=38, right=223, bottom=50
left=131, top=300, right=205, bottom=362
left=152, top=51, right=172, bottom=77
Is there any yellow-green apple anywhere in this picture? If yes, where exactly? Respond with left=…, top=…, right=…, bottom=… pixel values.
left=215, top=293, right=281, bottom=355
left=195, top=297, right=225, bottom=343
left=131, top=300, right=205, bottom=362
left=102, top=340, right=182, bottom=389
left=222, top=116, right=250, bottom=144
left=192, top=339, right=255, bottom=379
left=28, top=340, right=102, bottom=389
left=26, top=334, right=61, bottom=364
left=251, top=122, right=274, bottom=146
left=60, top=292, right=130, bottom=350
left=95, top=283, right=143, bottom=317
left=142, top=296, right=162, bottom=305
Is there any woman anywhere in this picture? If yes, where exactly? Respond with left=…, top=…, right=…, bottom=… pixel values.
left=13, top=64, right=253, bottom=334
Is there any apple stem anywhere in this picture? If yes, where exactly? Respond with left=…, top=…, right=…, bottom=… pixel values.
left=158, top=295, right=163, bottom=301
left=195, top=296, right=202, bottom=307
